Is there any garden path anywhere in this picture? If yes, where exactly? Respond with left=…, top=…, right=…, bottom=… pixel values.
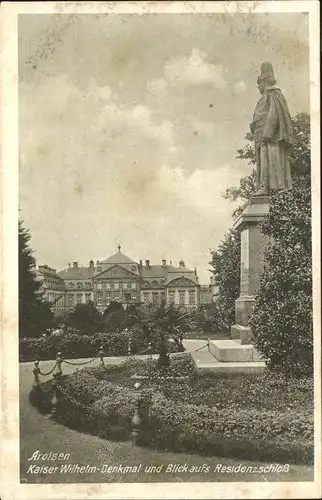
left=19, top=358, right=314, bottom=484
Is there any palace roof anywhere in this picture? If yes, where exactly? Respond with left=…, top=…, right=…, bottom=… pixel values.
left=100, top=249, right=137, bottom=265
left=57, top=267, right=95, bottom=280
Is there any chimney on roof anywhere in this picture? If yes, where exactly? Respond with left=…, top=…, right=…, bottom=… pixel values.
left=68, top=263, right=71, bottom=268
left=139, top=260, right=142, bottom=267
left=162, top=259, right=167, bottom=267
left=118, top=244, right=121, bottom=252
left=145, top=260, right=150, bottom=268
left=170, top=260, right=172, bottom=266
left=89, top=259, right=94, bottom=268
left=73, top=261, right=78, bottom=268
left=179, top=260, right=185, bottom=268
left=194, top=267, right=197, bottom=276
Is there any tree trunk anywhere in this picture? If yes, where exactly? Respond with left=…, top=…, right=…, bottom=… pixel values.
left=158, top=332, right=170, bottom=368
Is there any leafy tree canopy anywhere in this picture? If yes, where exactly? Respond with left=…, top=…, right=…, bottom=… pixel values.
left=66, top=301, right=102, bottom=335
left=19, top=219, right=54, bottom=338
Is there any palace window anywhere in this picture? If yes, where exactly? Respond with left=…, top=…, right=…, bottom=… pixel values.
left=131, top=282, right=136, bottom=290
left=106, top=283, right=111, bottom=289
left=76, top=294, right=82, bottom=304
left=97, top=283, right=102, bottom=290
left=77, top=282, right=82, bottom=289
left=152, top=292, right=159, bottom=303
left=143, top=292, right=149, bottom=303
left=131, top=293, right=137, bottom=300
left=123, top=283, right=128, bottom=289
left=67, top=294, right=74, bottom=306
left=179, top=290, right=185, bottom=305
left=189, top=290, right=195, bottom=304
left=169, top=291, right=175, bottom=303
left=114, top=282, right=119, bottom=290
left=85, top=293, right=91, bottom=303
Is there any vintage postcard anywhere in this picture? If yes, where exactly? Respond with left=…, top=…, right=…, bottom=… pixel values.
left=1, top=1, right=321, bottom=499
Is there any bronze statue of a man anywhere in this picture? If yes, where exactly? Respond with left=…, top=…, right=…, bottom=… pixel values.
left=250, top=62, right=294, bottom=195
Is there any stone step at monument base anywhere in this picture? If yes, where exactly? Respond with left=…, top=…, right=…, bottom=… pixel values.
left=209, top=339, right=264, bottom=363
left=194, top=360, right=266, bottom=374
left=182, top=339, right=266, bottom=374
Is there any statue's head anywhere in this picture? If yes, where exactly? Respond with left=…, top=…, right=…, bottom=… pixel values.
left=257, top=62, right=276, bottom=94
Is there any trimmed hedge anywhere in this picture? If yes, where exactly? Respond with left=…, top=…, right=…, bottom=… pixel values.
left=19, top=329, right=178, bottom=362
left=30, top=361, right=314, bottom=464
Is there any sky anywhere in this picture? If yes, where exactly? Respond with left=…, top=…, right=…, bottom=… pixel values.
left=18, top=12, right=310, bottom=283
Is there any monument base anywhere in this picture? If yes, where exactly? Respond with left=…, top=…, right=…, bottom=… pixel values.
left=208, top=339, right=263, bottom=362
left=230, top=324, right=252, bottom=345
left=231, top=194, right=269, bottom=346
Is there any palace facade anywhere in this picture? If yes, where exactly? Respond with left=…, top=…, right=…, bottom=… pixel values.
left=36, top=246, right=215, bottom=314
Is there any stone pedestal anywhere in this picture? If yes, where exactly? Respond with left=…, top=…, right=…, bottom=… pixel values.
left=231, top=195, right=269, bottom=344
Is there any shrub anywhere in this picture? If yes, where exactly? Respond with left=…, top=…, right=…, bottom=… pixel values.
left=19, top=328, right=179, bottom=362
left=250, top=174, right=313, bottom=377
left=141, top=393, right=313, bottom=463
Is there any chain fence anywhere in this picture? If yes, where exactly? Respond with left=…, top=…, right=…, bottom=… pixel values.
left=30, top=337, right=215, bottom=440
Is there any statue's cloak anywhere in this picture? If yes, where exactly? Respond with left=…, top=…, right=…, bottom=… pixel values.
left=262, top=87, right=294, bottom=145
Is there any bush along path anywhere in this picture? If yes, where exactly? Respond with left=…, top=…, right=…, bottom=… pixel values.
left=20, top=354, right=314, bottom=484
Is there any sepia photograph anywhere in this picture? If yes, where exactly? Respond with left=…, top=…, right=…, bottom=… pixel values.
left=1, top=1, right=321, bottom=499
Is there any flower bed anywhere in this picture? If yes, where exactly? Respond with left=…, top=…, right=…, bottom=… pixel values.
left=30, top=354, right=314, bottom=464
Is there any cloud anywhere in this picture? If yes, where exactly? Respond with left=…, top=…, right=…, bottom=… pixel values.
left=233, top=81, right=247, bottom=94
left=159, top=164, right=243, bottom=215
left=164, top=49, right=227, bottom=89
left=146, top=78, right=168, bottom=100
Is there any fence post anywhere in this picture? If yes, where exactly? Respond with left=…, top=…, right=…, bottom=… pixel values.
left=128, top=335, right=132, bottom=356
left=131, top=381, right=141, bottom=444
left=50, top=374, right=59, bottom=417
left=55, top=352, right=63, bottom=377
left=147, top=342, right=153, bottom=360
left=99, top=345, right=105, bottom=366
left=32, top=360, right=41, bottom=389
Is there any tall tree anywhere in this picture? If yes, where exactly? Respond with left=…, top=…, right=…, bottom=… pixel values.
left=209, top=229, right=240, bottom=331
left=19, top=220, right=53, bottom=338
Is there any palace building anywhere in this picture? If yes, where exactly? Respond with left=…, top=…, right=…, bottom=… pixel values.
left=36, top=246, right=215, bottom=314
